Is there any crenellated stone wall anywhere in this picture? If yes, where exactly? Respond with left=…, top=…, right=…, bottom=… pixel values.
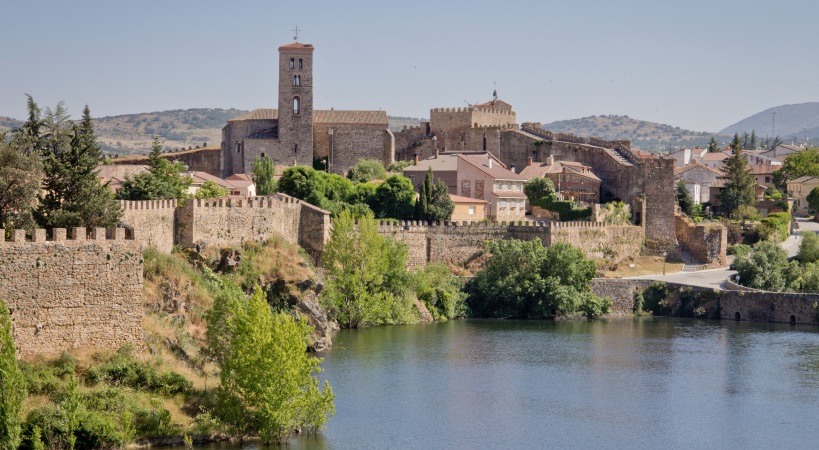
left=120, top=199, right=178, bottom=253
left=376, top=220, right=644, bottom=270
left=0, top=227, right=143, bottom=356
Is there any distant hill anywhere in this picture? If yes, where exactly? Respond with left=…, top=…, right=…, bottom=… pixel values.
left=540, top=115, right=720, bottom=153
left=720, top=102, right=819, bottom=142
left=0, top=109, right=424, bottom=155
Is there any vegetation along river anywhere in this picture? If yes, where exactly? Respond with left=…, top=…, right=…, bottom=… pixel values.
left=184, top=318, right=819, bottom=449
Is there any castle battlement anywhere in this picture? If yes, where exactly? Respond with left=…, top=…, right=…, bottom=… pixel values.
left=121, top=199, right=178, bottom=210
left=431, top=107, right=515, bottom=116
left=190, top=193, right=305, bottom=209
left=373, top=219, right=607, bottom=233
left=0, top=227, right=134, bottom=244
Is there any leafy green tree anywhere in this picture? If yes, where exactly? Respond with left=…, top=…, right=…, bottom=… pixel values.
left=211, top=287, right=334, bottom=443
left=277, top=166, right=322, bottom=204
left=250, top=156, right=277, bottom=195
left=720, top=133, right=757, bottom=218
left=415, top=169, right=454, bottom=222
left=524, top=177, right=557, bottom=205
left=773, top=147, right=819, bottom=189
left=116, top=138, right=192, bottom=200
left=797, top=231, right=819, bottom=264
left=0, top=138, right=43, bottom=230
left=807, top=187, right=819, bottom=217
left=0, top=300, right=25, bottom=449
left=194, top=180, right=229, bottom=199
left=36, top=104, right=122, bottom=228
left=347, top=159, right=387, bottom=183
left=734, top=240, right=799, bottom=291
left=320, top=211, right=415, bottom=328
left=466, top=239, right=608, bottom=319
left=414, top=263, right=466, bottom=321
left=372, top=175, right=415, bottom=220
left=676, top=180, right=695, bottom=216
left=707, top=136, right=720, bottom=153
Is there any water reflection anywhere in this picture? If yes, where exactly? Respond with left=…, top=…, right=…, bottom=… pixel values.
left=179, top=318, right=818, bottom=449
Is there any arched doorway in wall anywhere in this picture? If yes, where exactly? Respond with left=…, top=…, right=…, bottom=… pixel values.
left=790, top=315, right=796, bottom=324
left=734, top=312, right=741, bottom=321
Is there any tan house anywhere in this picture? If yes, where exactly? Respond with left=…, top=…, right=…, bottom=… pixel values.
left=449, top=194, right=488, bottom=222
left=519, top=156, right=601, bottom=204
left=787, top=176, right=819, bottom=216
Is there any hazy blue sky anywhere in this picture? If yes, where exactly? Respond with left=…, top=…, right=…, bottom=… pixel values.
left=1, top=0, right=817, bottom=131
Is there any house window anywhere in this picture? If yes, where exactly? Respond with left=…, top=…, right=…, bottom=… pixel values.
left=468, top=206, right=475, bottom=215
left=495, top=182, right=501, bottom=191
left=461, top=180, right=471, bottom=198
left=513, top=184, right=521, bottom=192
left=261, top=152, right=265, bottom=158
left=298, top=58, right=303, bottom=69
left=765, top=176, right=770, bottom=183
left=290, top=58, right=295, bottom=69
left=293, top=97, right=301, bottom=115
left=294, top=75, right=301, bottom=86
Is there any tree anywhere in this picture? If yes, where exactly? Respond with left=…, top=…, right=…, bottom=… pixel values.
left=194, top=180, right=229, bottom=199
left=770, top=136, right=782, bottom=151
left=372, top=175, right=415, bottom=220
left=276, top=166, right=322, bottom=204
left=524, top=176, right=557, bottom=204
left=807, top=186, right=819, bottom=218
left=251, top=156, right=277, bottom=195
left=750, top=130, right=758, bottom=150
left=320, top=211, right=414, bottom=328
left=719, top=133, right=756, bottom=218
left=797, top=231, right=819, bottom=264
left=415, top=168, right=453, bottom=222
left=734, top=240, right=799, bottom=291
left=676, top=180, right=695, bottom=216
left=36, top=103, right=122, bottom=228
left=466, top=239, right=609, bottom=319
left=0, top=300, right=25, bottom=449
left=0, top=138, right=43, bottom=230
left=772, top=147, right=819, bottom=189
left=347, top=159, right=387, bottom=183
left=742, top=132, right=750, bottom=150
left=211, top=286, right=334, bottom=443
left=707, top=136, right=720, bottom=153
left=116, top=138, right=191, bottom=200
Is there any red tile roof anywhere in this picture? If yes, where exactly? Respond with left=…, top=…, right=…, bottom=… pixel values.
left=450, top=194, right=489, bottom=204
left=228, top=108, right=388, bottom=125
left=279, top=42, right=314, bottom=51
left=673, top=162, right=723, bottom=176
left=458, top=154, right=526, bottom=181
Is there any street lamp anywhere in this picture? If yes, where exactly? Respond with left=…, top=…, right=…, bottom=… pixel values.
left=662, top=251, right=668, bottom=275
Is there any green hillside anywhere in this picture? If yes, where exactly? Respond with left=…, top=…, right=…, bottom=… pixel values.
left=541, top=115, right=721, bottom=152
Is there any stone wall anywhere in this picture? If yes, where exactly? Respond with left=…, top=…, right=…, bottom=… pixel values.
left=0, top=228, right=143, bottom=356
left=675, top=214, right=728, bottom=266
left=376, top=220, right=644, bottom=270
left=313, top=124, right=393, bottom=174
left=220, top=118, right=279, bottom=176
left=120, top=200, right=178, bottom=253
left=115, top=148, right=221, bottom=177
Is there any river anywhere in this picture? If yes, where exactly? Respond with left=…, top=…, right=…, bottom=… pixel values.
left=190, top=318, right=819, bottom=449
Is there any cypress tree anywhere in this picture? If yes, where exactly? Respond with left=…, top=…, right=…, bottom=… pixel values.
left=36, top=104, right=122, bottom=229
left=0, top=300, right=25, bottom=450
left=415, top=179, right=427, bottom=221
left=720, top=133, right=756, bottom=218
left=750, top=130, right=758, bottom=150
left=707, top=136, right=720, bottom=153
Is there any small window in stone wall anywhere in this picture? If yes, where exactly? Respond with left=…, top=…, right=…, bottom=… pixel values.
left=299, top=58, right=303, bottom=69
left=294, top=75, right=301, bottom=86
left=461, top=180, right=471, bottom=198
left=290, top=58, right=295, bottom=69
left=469, top=206, right=475, bottom=215
left=293, top=97, right=301, bottom=115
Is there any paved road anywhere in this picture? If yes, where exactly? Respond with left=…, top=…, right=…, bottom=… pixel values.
left=626, top=218, right=819, bottom=289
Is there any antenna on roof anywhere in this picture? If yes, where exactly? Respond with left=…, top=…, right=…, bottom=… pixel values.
left=492, top=80, right=497, bottom=102
left=293, top=25, right=300, bottom=41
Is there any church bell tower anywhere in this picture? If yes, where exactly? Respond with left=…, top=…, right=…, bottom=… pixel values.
left=277, top=42, right=314, bottom=166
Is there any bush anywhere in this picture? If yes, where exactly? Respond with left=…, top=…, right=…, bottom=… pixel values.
left=347, top=159, right=387, bottom=183
left=84, top=346, right=191, bottom=396
left=758, top=212, right=791, bottom=242
left=641, top=282, right=673, bottom=316
left=734, top=240, right=799, bottom=291
left=727, top=244, right=751, bottom=258
left=797, top=232, right=819, bottom=264
left=466, top=240, right=607, bottom=319
left=415, top=264, right=467, bottom=321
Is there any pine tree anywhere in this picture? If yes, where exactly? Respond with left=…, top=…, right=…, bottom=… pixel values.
left=750, top=130, right=758, bottom=150
left=415, top=176, right=427, bottom=220
left=36, top=104, right=122, bottom=228
left=742, top=132, right=750, bottom=149
left=720, top=133, right=757, bottom=218
left=707, top=136, right=720, bottom=153
left=0, top=300, right=25, bottom=450
left=116, top=138, right=191, bottom=200
left=0, top=139, right=43, bottom=230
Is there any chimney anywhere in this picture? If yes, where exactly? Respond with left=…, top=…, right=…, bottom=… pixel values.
left=488, top=156, right=493, bottom=169
left=527, top=156, right=533, bottom=166
left=434, top=148, right=440, bottom=159
left=414, top=153, right=419, bottom=165
left=548, top=154, right=555, bottom=165
left=510, top=164, right=516, bottom=173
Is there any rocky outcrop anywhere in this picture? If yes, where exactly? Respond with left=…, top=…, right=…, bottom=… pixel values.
left=295, top=289, right=338, bottom=351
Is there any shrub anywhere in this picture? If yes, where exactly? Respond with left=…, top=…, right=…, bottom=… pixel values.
left=415, top=264, right=467, bottom=321
left=84, top=346, right=191, bottom=396
left=641, top=282, right=673, bottom=315
left=347, top=159, right=387, bottom=182
left=727, top=244, right=751, bottom=258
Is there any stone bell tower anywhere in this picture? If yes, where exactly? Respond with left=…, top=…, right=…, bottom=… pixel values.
left=278, top=42, right=314, bottom=166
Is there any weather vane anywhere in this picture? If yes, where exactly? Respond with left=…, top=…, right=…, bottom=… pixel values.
left=293, top=26, right=300, bottom=41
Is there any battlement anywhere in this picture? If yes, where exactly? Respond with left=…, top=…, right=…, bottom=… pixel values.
left=190, top=193, right=304, bottom=209
left=374, top=219, right=608, bottom=233
left=0, top=227, right=134, bottom=244
left=520, top=123, right=632, bottom=151
left=430, top=107, right=516, bottom=116
left=121, top=199, right=178, bottom=210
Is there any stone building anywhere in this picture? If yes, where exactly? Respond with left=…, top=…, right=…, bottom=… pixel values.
left=673, top=163, right=722, bottom=204
left=519, top=155, right=602, bottom=204
left=220, top=42, right=394, bottom=177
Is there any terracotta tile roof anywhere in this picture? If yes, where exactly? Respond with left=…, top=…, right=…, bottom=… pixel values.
left=700, top=151, right=731, bottom=161
left=458, top=154, right=526, bottom=181
left=790, top=176, right=819, bottom=183
left=225, top=173, right=253, bottom=188
left=403, top=153, right=460, bottom=172
left=279, top=42, right=314, bottom=51
left=229, top=109, right=278, bottom=121
left=229, top=108, right=388, bottom=125
left=314, top=109, right=388, bottom=125
left=449, top=194, right=489, bottom=204
left=495, top=191, right=528, bottom=198
left=519, top=160, right=600, bottom=181
left=749, top=165, right=775, bottom=175
left=97, top=164, right=149, bottom=183
left=673, top=162, right=723, bottom=176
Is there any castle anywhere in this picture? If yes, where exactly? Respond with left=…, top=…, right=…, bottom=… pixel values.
left=220, top=42, right=395, bottom=176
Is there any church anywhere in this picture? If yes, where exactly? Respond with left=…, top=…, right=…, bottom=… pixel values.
left=220, top=42, right=395, bottom=177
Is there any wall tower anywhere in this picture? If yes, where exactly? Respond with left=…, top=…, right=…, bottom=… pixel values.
left=278, top=42, right=314, bottom=166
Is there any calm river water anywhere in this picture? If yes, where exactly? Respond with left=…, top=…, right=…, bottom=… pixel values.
left=192, top=318, right=819, bottom=449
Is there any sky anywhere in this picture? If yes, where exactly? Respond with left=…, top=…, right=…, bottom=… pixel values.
left=1, top=0, right=818, bottom=132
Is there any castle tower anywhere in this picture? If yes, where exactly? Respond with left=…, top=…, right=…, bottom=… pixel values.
left=278, top=42, right=314, bottom=165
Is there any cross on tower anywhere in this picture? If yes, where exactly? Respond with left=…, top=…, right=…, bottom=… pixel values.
left=293, top=26, right=300, bottom=41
